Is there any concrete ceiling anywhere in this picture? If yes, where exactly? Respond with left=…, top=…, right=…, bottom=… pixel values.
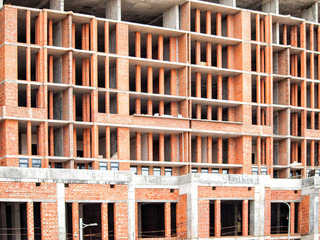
left=3, top=0, right=320, bottom=23
left=236, top=0, right=318, bottom=18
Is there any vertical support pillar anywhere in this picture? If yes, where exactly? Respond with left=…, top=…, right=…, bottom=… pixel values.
left=207, top=74, right=212, bottom=120
left=105, top=0, right=121, bottom=20
left=196, top=136, right=201, bottom=163
left=217, top=75, right=222, bottom=120
left=219, top=0, right=236, bottom=7
left=12, top=203, right=21, bottom=240
left=311, top=140, right=315, bottom=167
left=159, top=68, right=165, bottom=115
left=163, top=5, right=179, bottom=30
left=290, top=202, right=295, bottom=234
left=165, top=202, right=171, bottom=238
left=114, top=203, right=128, bottom=239
left=207, top=137, right=213, bottom=164
left=215, top=200, right=221, bottom=237
left=302, top=2, right=318, bottom=23
left=50, top=0, right=64, bottom=11
left=147, top=66, right=153, bottom=115
left=217, top=137, right=222, bottom=165
left=57, top=183, right=66, bottom=240
left=242, top=200, right=249, bottom=236
left=262, top=0, right=279, bottom=14
left=136, top=132, right=141, bottom=161
left=148, top=132, right=153, bottom=161
left=195, top=9, right=200, bottom=33
left=159, top=133, right=165, bottom=161
left=27, top=202, right=34, bottom=240
left=101, top=203, right=108, bottom=240
left=106, top=127, right=110, bottom=159
left=196, top=72, right=201, bottom=119
left=72, top=202, right=79, bottom=240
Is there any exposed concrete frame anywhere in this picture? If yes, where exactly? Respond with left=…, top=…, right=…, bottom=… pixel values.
left=219, top=0, right=237, bottom=7
left=219, top=0, right=236, bottom=8
left=57, top=183, right=66, bottom=240
left=163, top=5, right=179, bottom=30
left=262, top=0, right=279, bottom=14
left=50, top=0, right=64, bottom=11
left=106, top=0, right=121, bottom=21
left=302, top=2, right=318, bottom=23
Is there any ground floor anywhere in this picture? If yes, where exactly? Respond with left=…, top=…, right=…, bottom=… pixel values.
left=0, top=167, right=319, bottom=240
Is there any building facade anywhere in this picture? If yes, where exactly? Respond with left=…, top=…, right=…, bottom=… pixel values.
left=0, top=0, right=320, bottom=239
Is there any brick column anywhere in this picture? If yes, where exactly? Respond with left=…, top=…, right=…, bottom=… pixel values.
left=196, top=72, right=201, bottom=119
left=215, top=200, right=221, bottom=237
left=196, top=136, right=201, bottom=163
left=242, top=200, right=249, bottom=236
left=101, top=203, right=108, bottom=240
left=114, top=203, right=128, bottom=239
left=72, top=202, right=79, bottom=240
left=165, top=202, right=171, bottom=238
left=117, top=127, right=130, bottom=170
left=27, top=202, right=34, bottom=240
left=41, top=202, right=58, bottom=239
left=290, top=202, right=295, bottom=234
left=198, top=200, right=210, bottom=238
left=207, top=137, right=212, bottom=164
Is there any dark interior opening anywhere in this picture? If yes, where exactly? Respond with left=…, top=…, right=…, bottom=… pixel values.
left=82, top=203, right=102, bottom=240
left=139, top=203, right=165, bottom=238
left=221, top=200, right=243, bottom=236
left=34, top=202, right=42, bottom=240
left=108, top=203, right=115, bottom=240
left=271, top=202, right=289, bottom=234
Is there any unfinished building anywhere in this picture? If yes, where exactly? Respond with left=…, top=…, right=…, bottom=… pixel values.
left=0, top=0, right=320, bottom=239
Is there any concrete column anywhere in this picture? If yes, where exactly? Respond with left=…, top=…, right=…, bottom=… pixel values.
left=0, top=203, right=7, bottom=240
left=128, top=184, right=135, bottom=240
left=302, top=2, right=318, bottom=23
left=187, top=181, right=198, bottom=239
left=12, top=203, right=21, bottom=240
left=306, top=190, right=319, bottom=235
left=262, top=0, right=279, bottom=14
left=254, top=184, right=265, bottom=236
left=163, top=5, right=179, bottom=30
left=57, top=183, right=66, bottom=240
left=106, top=0, right=121, bottom=21
left=219, top=0, right=236, bottom=7
left=249, top=200, right=254, bottom=235
left=50, top=0, right=64, bottom=11
left=0, top=0, right=3, bottom=8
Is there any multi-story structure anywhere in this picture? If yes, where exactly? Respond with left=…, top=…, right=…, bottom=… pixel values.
left=0, top=0, right=320, bottom=239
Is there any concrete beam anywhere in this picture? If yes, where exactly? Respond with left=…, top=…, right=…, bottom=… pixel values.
left=219, top=0, right=236, bottom=8
left=50, top=0, right=64, bottom=11
left=302, top=2, right=318, bottom=23
left=163, top=5, right=179, bottom=30
left=106, top=0, right=121, bottom=21
left=262, top=0, right=279, bottom=14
